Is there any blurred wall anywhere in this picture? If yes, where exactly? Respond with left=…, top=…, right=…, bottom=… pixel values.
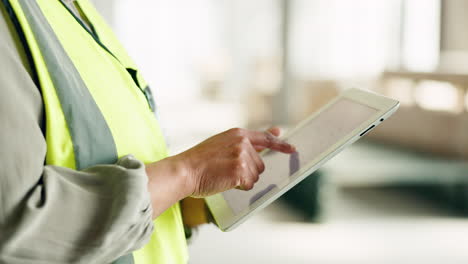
left=440, top=0, right=468, bottom=71
left=441, top=0, right=468, bottom=51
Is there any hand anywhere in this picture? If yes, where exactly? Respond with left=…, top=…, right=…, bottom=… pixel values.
left=172, top=127, right=295, bottom=197
left=254, top=126, right=282, bottom=152
left=145, top=127, right=293, bottom=219
left=180, top=127, right=285, bottom=227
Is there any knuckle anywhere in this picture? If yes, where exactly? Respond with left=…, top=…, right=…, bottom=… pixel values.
left=253, top=173, right=260, bottom=183
left=229, top=127, right=244, bottom=136
left=244, top=181, right=254, bottom=190
left=233, top=145, right=244, bottom=156
left=232, top=159, right=246, bottom=170
left=240, top=136, right=249, bottom=145
left=234, top=135, right=249, bottom=146
left=239, top=161, right=248, bottom=170
left=258, top=161, right=265, bottom=173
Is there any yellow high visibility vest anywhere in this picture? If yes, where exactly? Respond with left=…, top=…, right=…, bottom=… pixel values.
left=5, top=0, right=188, bottom=263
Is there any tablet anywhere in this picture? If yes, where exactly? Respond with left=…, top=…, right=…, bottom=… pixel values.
left=206, top=88, right=399, bottom=231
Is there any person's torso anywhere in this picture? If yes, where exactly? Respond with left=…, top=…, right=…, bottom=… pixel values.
left=3, top=0, right=188, bottom=263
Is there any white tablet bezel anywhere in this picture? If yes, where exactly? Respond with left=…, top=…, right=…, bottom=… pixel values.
left=206, top=88, right=400, bottom=231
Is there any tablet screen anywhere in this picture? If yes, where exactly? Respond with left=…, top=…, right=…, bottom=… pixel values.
left=222, top=98, right=378, bottom=214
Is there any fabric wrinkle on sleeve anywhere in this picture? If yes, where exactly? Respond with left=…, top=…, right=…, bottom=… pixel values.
left=0, top=155, right=155, bottom=264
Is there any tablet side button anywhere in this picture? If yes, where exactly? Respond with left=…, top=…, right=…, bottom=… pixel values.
left=360, top=125, right=376, bottom=137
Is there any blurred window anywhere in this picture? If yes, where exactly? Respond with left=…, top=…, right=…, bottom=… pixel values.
left=402, top=0, right=441, bottom=72
left=289, top=0, right=402, bottom=79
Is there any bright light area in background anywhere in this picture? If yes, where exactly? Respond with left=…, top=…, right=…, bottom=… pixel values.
left=113, top=0, right=247, bottom=153
left=113, top=0, right=281, bottom=104
left=290, top=0, right=401, bottom=79
left=114, top=0, right=225, bottom=105
left=385, top=79, right=416, bottom=106
left=414, top=81, right=460, bottom=112
left=386, top=79, right=464, bottom=112
left=402, top=0, right=440, bottom=72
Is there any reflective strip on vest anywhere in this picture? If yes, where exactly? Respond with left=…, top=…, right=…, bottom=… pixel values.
left=5, top=0, right=188, bottom=263
left=17, top=0, right=118, bottom=170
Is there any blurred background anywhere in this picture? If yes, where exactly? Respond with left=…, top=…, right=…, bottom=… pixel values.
left=93, top=0, right=468, bottom=263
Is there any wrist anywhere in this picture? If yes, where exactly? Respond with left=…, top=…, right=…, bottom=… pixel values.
left=144, top=155, right=197, bottom=219
left=164, top=154, right=195, bottom=198
left=146, top=156, right=194, bottom=202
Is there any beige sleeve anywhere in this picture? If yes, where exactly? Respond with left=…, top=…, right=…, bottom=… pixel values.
left=0, top=6, right=153, bottom=264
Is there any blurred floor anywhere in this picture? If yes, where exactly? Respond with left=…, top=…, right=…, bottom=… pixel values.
left=188, top=187, right=468, bottom=264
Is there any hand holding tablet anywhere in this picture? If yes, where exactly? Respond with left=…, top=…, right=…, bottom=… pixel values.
left=206, top=88, right=400, bottom=231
